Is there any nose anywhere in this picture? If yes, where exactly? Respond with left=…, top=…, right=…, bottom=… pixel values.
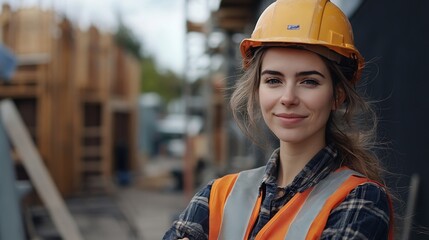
left=280, top=85, right=299, bottom=106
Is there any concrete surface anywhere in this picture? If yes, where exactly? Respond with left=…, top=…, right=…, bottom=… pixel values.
left=27, top=157, right=189, bottom=240
left=116, top=188, right=186, bottom=240
left=28, top=187, right=187, bottom=240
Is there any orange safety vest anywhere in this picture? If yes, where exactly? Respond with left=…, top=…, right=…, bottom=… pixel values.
left=209, top=167, right=393, bottom=240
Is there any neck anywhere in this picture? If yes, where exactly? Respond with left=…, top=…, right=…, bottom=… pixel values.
left=277, top=138, right=326, bottom=187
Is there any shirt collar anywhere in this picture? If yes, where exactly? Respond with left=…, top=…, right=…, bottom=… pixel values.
left=261, top=143, right=339, bottom=192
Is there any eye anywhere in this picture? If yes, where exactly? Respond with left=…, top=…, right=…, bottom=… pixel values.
left=264, top=77, right=282, bottom=85
left=300, top=79, right=320, bottom=86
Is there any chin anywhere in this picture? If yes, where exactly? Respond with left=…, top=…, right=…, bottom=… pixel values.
left=276, top=134, right=306, bottom=144
left=273, top=128, right=325, bottom=146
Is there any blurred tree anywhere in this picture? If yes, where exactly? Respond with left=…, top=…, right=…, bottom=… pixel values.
left=114, top=19, right=142, bottom=60
left=140, top=57, right=182, bottom=103
left=114, top=17, right=183, bottom=102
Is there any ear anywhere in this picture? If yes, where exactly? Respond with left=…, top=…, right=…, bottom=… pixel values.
left=332, top=87, right=346, bottom=110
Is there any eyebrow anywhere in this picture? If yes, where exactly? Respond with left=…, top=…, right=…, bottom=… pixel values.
left=261, top=70, right=326, bottom=78
left=297, top=70, right=326, bottom=78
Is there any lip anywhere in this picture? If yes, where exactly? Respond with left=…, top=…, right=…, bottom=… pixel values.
left=274, top=113, right=307, bottom=125
left=275, top=113, right=307, bottom=118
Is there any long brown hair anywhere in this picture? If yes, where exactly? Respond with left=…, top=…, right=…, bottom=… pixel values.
left=229, top=47, right=384, bottom=182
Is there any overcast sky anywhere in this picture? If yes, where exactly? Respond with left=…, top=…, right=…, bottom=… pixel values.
left=1, top=0, right=211, bottom=74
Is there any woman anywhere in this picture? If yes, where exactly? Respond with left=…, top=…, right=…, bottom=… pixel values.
left=164, top=0, right=394, bottom=239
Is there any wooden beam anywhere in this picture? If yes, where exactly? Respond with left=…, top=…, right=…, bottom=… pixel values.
left=16, top=53, right=51, bottom=66
left=219, top=0, right=253, bottom=8
left=187, top=20, right=206, bottom=33
left=0, top=86, right=39, bottom=97
left=215, top=8, right=251, bottom=19
left=213, top=3, right=254, bottom=32
left=0, top=99, right=83, bottom=240
left=217, top=18, right=250, bottom=32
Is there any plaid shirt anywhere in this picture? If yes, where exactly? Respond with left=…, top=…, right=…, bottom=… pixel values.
left=163, top=145, right=391, bottom=240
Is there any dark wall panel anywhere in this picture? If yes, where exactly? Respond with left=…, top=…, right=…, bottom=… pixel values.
left=351, top=0, right=429, bottom=238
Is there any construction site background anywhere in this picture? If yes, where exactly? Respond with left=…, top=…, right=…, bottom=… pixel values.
left=1, top=1, right=429, bottom=240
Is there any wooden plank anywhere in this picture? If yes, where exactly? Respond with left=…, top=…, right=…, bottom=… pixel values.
left=74, top=29, right=89, bottom=90
left=0, top=86, right=39, bottom=97
left=12, top=8, right=55, bottom=54
left=0, top=99, right=83, bottom=240
left=110, top=98, right=132, bottom=112
left=72, top=98, right=84, bottom=192
left=16, top=53, right=51, bottom=65
left=81, top=161, right=103, bottom=172
left=82, top=126, right=102, bottom=137
left=81, top=146, right=102, bottom=157
left=99, top=33, right=114, bottom=93
left=50, top=18, right=76, bottom=196
left=101, top=100, right=112, bottom=190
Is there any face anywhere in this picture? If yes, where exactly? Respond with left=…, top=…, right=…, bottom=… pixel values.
left=258, top=47, right=335, bottom=146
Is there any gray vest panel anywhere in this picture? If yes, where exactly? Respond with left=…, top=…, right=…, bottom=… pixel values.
left=219, top=166, right=266, bottom=240
left=285, top=169, right=359, bottom=239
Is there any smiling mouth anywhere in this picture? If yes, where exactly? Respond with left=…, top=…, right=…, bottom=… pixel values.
left=273, top=113, right=307, bottom=124
left=274, top=113, right=307, bottom=118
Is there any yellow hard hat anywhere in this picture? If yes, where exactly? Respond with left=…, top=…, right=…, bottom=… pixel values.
left=240, top=0, right=364, bottom=83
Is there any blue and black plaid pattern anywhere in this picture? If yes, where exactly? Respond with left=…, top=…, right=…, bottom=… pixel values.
left=163, top=144, right=390, bottom=240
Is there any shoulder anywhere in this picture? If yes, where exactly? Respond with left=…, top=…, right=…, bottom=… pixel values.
left=334, top=182, right=390, bottom=221
left=163, top=181, right=214, bottom=240
left=348, top=182, right=389, bottom=204
left=322, top=182, right=391, bottom=239
left=193, top=180, right=214, bottom=200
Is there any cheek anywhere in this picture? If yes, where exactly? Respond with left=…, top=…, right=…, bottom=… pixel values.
left=308, top=91, right=335, bottom=117
left=258, top=88, right=276, bottom=112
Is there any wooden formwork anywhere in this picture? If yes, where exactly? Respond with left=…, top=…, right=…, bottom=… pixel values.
left=110, top=47, right=140, bottom=178
left=74, top=25, right=114, bottom=193
left=0, top=4, right=141, bottom=196
left=50, top=18, right=77, bottom=195
left=3, top=6, right=56, bottom=55
left=0, top=5, right=59, bottom=193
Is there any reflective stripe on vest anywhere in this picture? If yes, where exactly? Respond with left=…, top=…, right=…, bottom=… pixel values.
left=213, top=167, right=369, bottom=240
left=285, top=169, right=361, bottom=239
left=218, top=166, right=266, bottom=240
